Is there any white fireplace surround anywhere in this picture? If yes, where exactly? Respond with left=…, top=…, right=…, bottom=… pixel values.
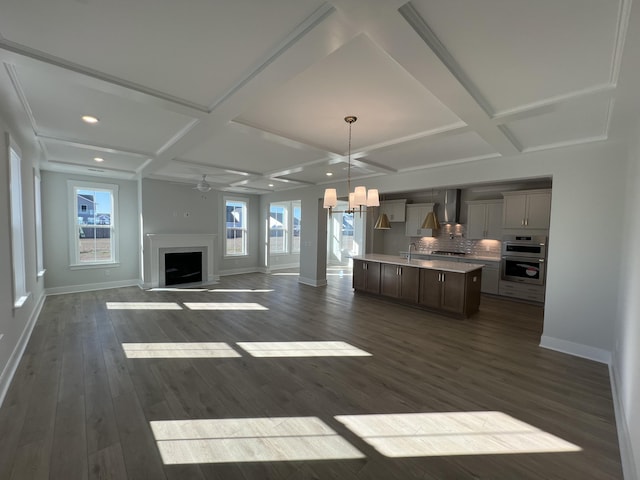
left=147, top=234, right=216, bottom=288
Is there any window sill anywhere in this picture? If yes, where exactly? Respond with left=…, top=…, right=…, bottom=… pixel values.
left=70, top=262, right=120, bottom=270
left=14, top=292, right=31, bottom=309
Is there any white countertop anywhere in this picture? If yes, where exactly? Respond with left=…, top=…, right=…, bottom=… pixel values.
left=353, top=254, right=484, bottom=274
left=398, top=251, right=501, bottom=263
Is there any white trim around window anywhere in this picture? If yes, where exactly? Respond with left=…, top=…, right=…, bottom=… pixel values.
left=224, top=196, right=248, bottom=257
left=67, top=180, right=119, bottom=268
left=7, top=135, right=30, bottom=308
left=33, top=169, right=45, bottom=278
left=269, top=200, right=301, bottom=255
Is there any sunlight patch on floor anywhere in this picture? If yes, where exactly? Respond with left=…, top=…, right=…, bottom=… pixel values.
left=150, top=417, right=365, bottom=464
left=334, top=411, right=582, bottom=457
left=236, top=341, right=372, bottom=357
left=106, top=302, right=182, bottom=310
left=122, top=342, right=241, bottom=359
left=183, top=302, right=268, bottom=310
left=270, top=272, right=299, bottom=276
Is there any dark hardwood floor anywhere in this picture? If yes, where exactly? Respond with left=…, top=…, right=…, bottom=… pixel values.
left=0, top=270, right=622, bottom=479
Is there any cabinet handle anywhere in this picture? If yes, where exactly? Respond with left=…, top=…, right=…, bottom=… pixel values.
left=521, top=219, right=524, bottom=226
left=399, top=267, right=402, bottom=276
left=442, top=273, right=445, bottom=282
left=525, top=218, right=529, bottom=226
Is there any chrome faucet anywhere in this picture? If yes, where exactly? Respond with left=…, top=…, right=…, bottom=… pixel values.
left=408, top=242, right=416, bottom=261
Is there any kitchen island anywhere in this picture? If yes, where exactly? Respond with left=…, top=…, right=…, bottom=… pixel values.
left=352, top=254, right=483, bottom=318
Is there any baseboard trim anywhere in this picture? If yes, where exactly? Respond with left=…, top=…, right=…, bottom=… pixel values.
left=609, top=362, right=639, bottom=480
left=268, top=263, right=299, bottom=271
left=218, top=267, right=262, bottom=277
left=539, top=335, right=611, bottom=364
left=45, top=279, right=140, bottom=296
left=298, top=276, right=328, bottom=287
left=0, top=291, right=46, bottom=409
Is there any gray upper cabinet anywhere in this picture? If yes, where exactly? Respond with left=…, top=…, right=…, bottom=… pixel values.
left=502, top=189, right=551, bottom=230
left=466, top=200, right=503, bottom=240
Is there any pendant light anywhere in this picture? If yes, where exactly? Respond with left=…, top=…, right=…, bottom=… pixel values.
left=374, top=212, right=391, bottom=229
left=421, top=189, right=440, bottom=230
left=323, top=116, right=380, bottom=214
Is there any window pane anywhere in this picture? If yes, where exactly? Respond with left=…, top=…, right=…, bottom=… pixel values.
left=225, top=200, right=247, bottom=256
left=9, top=145, right=27, bottom=304
left=269, top=204, right=287, bottom=254
left=292, top=204, right=301, bottom=253
left=74, top=186, right=115, bottom=264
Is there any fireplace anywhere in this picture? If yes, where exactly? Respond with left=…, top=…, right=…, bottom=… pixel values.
left=164, top=251, right=203, bottom=286
left=146, top=234, right=217, bottom=288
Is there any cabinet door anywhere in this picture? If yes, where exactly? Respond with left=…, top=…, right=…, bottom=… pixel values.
left=485, top=202, right=503, bottom=239
left=418, top=269, right=441, bottom=308
left=353, top=260, right=366, bottom=290
left=440, top=271, right=465, bottom=314
left=405, top=204, right=433, bottom=237
left=466, top=203, right=488, bottom=239
left=364, top=261, right=381, bottom=294
left=380, top=263, right=400, bottom=297
left=481, top=267, right=500, bottom=294
left=398, top=265, right=419, bottom=303
left=525, top=193, right=551, bottom=229
left=503, top=195, right=527, bottom=228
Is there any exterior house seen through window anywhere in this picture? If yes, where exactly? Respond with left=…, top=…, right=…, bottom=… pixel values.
left=225, top=198, right=247, bottom=256
left=68, top=181, right=118, bottom=266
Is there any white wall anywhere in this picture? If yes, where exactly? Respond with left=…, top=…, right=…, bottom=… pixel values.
left=140, top=179, right=261, bottom=280
left=612, top=122, right=640, bottom=480
left=0, top=119, right=46, bottom=406
left=41, top=171, right=140, bottom=292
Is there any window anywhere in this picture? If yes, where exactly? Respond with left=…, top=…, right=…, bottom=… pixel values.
left=292, top=203, right=301, bottom=253
left=68, top=181, right=118, bottom=266
left=8, top=138, right=29, bottom=307
left=269, top=204, right=287, bottom=254
left=225, top=198, right=247, bottom=256
left=269, top=200, right=301, bottom=255
left=34, top=171, right=45, bottom=277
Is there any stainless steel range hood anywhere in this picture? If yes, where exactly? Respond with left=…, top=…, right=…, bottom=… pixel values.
left=440, top=189, right=461, bottom=224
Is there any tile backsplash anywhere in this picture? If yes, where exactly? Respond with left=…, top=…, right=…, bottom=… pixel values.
left=411, top=224, right=502, bottom=258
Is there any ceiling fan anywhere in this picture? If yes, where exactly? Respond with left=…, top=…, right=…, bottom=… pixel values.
left=193, top=174, right=212, bottom=192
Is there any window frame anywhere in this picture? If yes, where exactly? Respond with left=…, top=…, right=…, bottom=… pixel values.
left=268, top=200, right=301, bottom=255
left=269, top=203, right=288, bottom=255
left=7, top=135, right=29, bottom=308
left=224, top=196, right=249, bottom=257
left=33, top=169, right=45, bottom=278
left=67, top=180, right=119, bottom=268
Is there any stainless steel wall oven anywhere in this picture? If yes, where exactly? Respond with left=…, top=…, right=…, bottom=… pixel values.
left=501, top=235, right=547, bottom=285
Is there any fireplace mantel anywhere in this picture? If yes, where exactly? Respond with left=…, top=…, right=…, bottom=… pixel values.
left=147, top=234, right=217, bottom=288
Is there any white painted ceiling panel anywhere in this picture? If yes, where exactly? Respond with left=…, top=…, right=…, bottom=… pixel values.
left=276, top=158, right=385, bottom=184
left=409, top=0, right=621, bottom=113
left=236, top=34, right=463, bottom=153
left=0, top=0, right=326, bottom=107
left=14, top=63, right=195, bottom=153
left=42, top=140, right=148, bottom=172
left=366, top=130, right=499, bottom=171
left=180, top=123, right=328, bottom=174
left=504, top=97, right=612, bottom=151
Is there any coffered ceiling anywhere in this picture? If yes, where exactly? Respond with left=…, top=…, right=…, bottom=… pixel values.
left=0, top=0, right=635, bottom=193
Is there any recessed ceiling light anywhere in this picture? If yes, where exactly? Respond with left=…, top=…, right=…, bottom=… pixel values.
left=82, top=115, right=99, bottom=124
left=326, top=172, right=333, bottom=176
left=94, top=157, right=104, bottom=162
left=268, top=183, right=274, bottom=187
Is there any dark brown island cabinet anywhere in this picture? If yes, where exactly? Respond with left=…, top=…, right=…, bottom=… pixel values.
left=353, top=255, right=482, bottom=318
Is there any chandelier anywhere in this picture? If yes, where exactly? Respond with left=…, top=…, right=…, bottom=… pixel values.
left=323, top=116, right=380, bottom=215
